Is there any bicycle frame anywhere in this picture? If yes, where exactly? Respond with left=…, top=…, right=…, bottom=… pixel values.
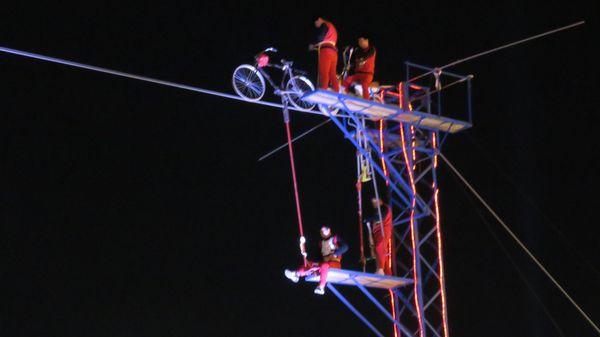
left=232, top=48, right=317, bottom=111
left=255, top=61, right=298, bottom=96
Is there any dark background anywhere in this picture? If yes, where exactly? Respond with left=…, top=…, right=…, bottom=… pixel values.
left=2, top=1, right=598, bottom=336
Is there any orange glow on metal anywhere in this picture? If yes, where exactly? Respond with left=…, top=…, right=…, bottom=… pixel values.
left=398, top=82, right=414, bottom=112
left=379, top=120, right=388, bottom=179
left=387, top=237, right=393, bottom=276
left=400, top=123, right=424, bottom=337
left=432, top=133, right=438, bottom=168
left=432, top=132, right=449, bottom=337
left=388, top=237, right=397, bottom=337
left=389, top=289, right=399, bottom=337
left=383, top=204, right=400, bottom=337
left=398, top=83, right=404, bottom=109
left=410, top=126, right=417, bottom=170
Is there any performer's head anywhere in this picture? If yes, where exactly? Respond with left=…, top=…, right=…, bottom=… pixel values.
left=371, top=197, right=384, bottom=209
left=314, top=17, right=325, bottom=28
left=358, top=37, right=369, bottom=49
left=320, top=226, right=332, bottom=239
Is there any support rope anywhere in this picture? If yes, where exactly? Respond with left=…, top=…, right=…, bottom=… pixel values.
left=283, top=107, right=307, bottom=266
left=440, top=153, right=600, bottom=336
left=0, top=46, right=326, bottom=116
left=407, top=21, right=585, bottom=83
left=357, top=163, right=366, bottom=272
left=452, top=172, right=568, bottom=337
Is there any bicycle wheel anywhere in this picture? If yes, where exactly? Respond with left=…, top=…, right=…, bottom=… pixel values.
left=232, top=64, right=266, bottom=101
left=285, top=76, right=316, bottom=110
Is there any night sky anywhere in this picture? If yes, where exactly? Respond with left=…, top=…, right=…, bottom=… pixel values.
left=2, top=1, right=599, bottom=337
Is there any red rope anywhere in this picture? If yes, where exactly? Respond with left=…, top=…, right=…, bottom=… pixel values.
left=284, top=120, right=307, bottom=266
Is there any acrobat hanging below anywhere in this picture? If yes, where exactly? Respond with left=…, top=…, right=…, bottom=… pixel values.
left=366, top=197, right=393, bottom=275
left=284, top=226, right=349, bottom=295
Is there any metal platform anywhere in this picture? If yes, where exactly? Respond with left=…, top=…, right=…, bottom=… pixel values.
left=305, top=268, right=412, bottom=290
left=302, top=89, right=472, bottom=133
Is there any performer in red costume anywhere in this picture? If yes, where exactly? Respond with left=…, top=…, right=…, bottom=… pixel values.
left=284, top=226, right=348, bottom=295
left=343, top=37, right=376, bottom=99
left=368, top=197, right=393, bottom=275
left=309, top=17, right=340, bottom=92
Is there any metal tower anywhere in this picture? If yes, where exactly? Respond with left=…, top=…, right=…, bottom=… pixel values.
left=303, top=62, right=473, bottom=337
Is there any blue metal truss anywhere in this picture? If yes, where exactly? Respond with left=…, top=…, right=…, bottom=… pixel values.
left=302, top=62, right=473, bottom=337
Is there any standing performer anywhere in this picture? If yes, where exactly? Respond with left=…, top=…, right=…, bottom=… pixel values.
left=284, top=226, right=348, bottom=295
left=308, top=17, right=340, bottom=93
left=343, top=37, right=376, bottom=99
left=367, top=197, right=393, bottom=275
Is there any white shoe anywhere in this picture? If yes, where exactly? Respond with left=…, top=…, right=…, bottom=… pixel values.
left=314, top=286, right=325, bottom=295
left=284, top=269, right=299, bottom=283
left=375, top=268, right=385, bottom=275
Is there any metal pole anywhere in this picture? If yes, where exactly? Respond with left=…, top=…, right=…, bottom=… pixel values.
left=352, top=279, right=414, bottom=336
left=326, top=284, right=386, bottom=337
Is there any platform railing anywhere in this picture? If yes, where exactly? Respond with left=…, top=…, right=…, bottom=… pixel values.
left=405, top=61, right=473, bottom=125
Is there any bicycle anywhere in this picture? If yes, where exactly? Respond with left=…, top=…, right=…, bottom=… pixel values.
left=232, top=47, right=316, bottom=110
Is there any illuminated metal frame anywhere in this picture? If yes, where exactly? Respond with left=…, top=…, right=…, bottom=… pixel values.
left=316, top=62, right=473, bottom=337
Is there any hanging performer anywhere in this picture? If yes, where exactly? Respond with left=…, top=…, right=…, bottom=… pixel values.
left=366, top=197, right=393, bottom=275
left=284, top=226, right=348, bottom=295
left=308, top=17, right=340, bottom=93
left=342, top=37, right=376, bottom=99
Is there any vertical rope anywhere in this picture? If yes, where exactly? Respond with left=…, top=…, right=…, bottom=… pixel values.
left=283, top=109, right=307, bottom=266
left=357, top=148, right=366, bottom=272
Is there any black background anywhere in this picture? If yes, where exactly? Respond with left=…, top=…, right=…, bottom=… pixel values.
left=2, top=1, right=599, bottom=336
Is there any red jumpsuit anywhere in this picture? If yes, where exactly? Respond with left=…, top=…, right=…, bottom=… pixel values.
left=373, top=204, right=393, bottom=275
left=343, top=45, right=376, bottom=99
left=295, top=235, right=346, bottom=288
left=315, top=20, right=340, bottom=92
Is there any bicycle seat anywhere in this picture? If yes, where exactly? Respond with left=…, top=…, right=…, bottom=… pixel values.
left=281, top=59, right=294, bottom=66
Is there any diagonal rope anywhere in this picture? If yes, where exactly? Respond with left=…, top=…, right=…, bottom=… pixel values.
left=258, top=119, right=331, bottom=162
left=408, top=21, right=585, bottom=83
left=440, top=153, right=600, bottom=335
left=452, top=172, right=568, bottom=337
left=465, top=133, right=600, bottom=279
left=0, top=46, right=326, bottom=116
